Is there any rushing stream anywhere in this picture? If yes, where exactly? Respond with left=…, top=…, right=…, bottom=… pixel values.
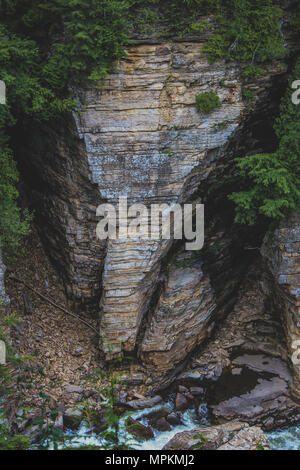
left=267, top=427, right=300, bottom=450
left=64, top=396, right=300, bottom=450
left=65, top=400, right=210, bottom=450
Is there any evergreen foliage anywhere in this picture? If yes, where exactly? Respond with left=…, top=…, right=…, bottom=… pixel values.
left=203, top=0, right=285, bottom=64
left=0, top=0, right=295, bottom=254
left=195, top=91, right=221, bottom=114
left=0, top=315, right=30, bottom=450
left=230, top=59, right=300, bottom=225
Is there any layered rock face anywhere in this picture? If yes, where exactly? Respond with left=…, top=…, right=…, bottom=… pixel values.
left=75, top=41, right=245, bottom=359
left=139, top=251, right=216, bottom=379
left=261, top=214, right=300, bottom=398
left=15, top=116, right=106, bottom=312
left=15, top=35, right=291, bottom=378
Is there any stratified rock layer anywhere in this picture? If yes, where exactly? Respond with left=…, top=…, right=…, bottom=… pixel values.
left=75, top=41, right=245, bottom=358
left=15, top=33, right=293, bottom=377
left=261, top=213, right=300, bottom=398
left=139, top=251, right=216, bottom=379
left=15, top=116, right=106, bottom=311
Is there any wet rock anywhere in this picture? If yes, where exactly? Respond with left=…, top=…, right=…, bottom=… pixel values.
left=178, top=385, right=189, bottom=393
left=175, top=393, right=189, bottom=412
left=190, top=387, right=205, bottom=397
left=126, top=395, right=162, bottom=410
left=210, top=376, right=300, bottom=430
left=63, top=408, right=83, bottom=430
left=145, top=406, right=170, bottom=425
left=153, top=417, right=171, bottom=432
left=163, top=422, right=270, bottom=450
left=126, top=417, right=154, bottom=440
left=167, top=412, right=182, bottom=426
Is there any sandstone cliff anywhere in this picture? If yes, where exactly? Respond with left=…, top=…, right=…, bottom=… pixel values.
left=12, top=32, right=299, bottom=391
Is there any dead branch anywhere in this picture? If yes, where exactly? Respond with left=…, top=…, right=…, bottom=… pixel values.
left=9, top=275, right=99, bottom=334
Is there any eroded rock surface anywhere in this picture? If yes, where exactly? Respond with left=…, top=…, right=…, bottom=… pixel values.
left=210, top=375, right=300, bottom=431
left=75, top=41, right=245, bottom=358
left=261, top=214, right=300, bottom=398
left=163, top=421, right=270, bottom=450
left=139, top=251, right=216, bottom=379
left=180, top=261, right=300, bottom=430
left=15, top=32, right=293, bottom=378
left=185, top=262, right=287, bottom=382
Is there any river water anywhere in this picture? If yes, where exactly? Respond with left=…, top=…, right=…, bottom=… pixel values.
left=267, top=426, right=300, bottom=450
left=65, top=397, right=300, bottom=450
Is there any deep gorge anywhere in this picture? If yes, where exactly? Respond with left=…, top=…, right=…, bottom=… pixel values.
left=0, top=0, right=300, bottom=452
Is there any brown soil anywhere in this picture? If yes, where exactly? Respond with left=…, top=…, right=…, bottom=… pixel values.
left=3, top=229, right=106, bottom=418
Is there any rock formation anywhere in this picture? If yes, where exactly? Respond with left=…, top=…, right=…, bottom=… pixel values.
left=163, top=421, right=270, bottom=450
left=16, top=39, right=246, bottom=362
left=16, top=34, right=289, bottom=375
left=139, top=250, right=216, bottom=378
left=261, top=214, right=300, bottom=398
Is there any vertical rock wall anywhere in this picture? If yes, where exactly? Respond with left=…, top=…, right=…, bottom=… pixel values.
left=15, top=34, right=294, bottom=378
left=75, top=41, right=245, bottom=358
left=261, top=214, right=300, bottom=398
left=15, top=116, right=106, bottom=312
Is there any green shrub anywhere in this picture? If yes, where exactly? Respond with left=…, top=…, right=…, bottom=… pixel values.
left=0, top=147, right=32, bottom=261
left=242, top=89, right=255, bottom=101
left=229, top=59, right=300, bottom=225
left=0, top=315, right=31, bottom=450
left=195, top=91, right=221, bottom=114
left=203, top=0, right=286, bottom=64
left=241, top=66, right=265, bottom=80
left=0, top=0, right=294, bottom=255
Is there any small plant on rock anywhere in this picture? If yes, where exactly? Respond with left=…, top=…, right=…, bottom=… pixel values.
left=195, top=91, right=221, bottom=114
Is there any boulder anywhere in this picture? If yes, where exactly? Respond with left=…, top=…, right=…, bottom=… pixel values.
left=126, top=417, right=154, bottom=440
left=126, top=395, right=162, bottom=410
left=175, top=393, right=189, bottom=412
left=63, top=408, right=83, bottom=430
left=167, top=412, right=182, bottom=426
left=190, top=387, right=205, bottom=397
left=163, top=422, right=270, bottom=450
left=153, top=417, right=171, bottom=432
